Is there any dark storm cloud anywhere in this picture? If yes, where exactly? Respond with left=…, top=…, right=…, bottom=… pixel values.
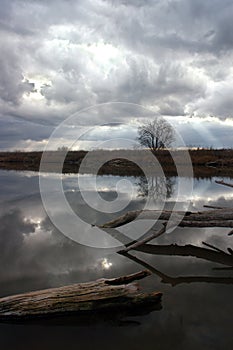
left=0, top=116, right=53, bottom=150
left=0, top=45, right=35, bottom=105
left=0, top=0, right=233, bottom=149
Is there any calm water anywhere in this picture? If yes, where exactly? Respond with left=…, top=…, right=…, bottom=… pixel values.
left=0, top=169, right=233, bottom=350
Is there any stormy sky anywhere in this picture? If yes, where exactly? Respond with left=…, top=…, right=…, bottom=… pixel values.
left=1, top=0, right=233, bottom=150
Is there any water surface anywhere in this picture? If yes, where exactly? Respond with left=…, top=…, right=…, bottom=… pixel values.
left=0, top=170, right=232, bottom=350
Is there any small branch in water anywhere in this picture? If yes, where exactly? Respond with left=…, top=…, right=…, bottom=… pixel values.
left=105, top=270, right=151, bottom=285
left=215, top=180, right=233, bottom=188
left=118, top=224, right=167, bottom=254
left=203, top=205, right=225, bottom=210
left=227, top=247, right=233, bottom=255
left=202, top=241, right=226, bottom=254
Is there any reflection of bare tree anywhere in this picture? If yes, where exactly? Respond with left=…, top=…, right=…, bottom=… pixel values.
left=137, top=176, right=175, bottom=202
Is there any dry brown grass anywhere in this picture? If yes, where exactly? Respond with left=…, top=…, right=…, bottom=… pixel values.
left=0, top=149, right=233, bottom=178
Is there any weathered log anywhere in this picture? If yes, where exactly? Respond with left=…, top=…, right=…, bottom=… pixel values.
left=177, top=220, right=233, bottom=228
left=0, top=271, right=162, bottom=320
left=100, top=208, right=233, bottom=229
left=99, top=210, right=184, bottom=228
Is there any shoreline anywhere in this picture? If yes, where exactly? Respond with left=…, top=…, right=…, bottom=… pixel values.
left=0, top=149, right=233, bottom=178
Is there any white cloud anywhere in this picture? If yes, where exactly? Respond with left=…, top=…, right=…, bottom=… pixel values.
left=1, top=0, right=233, bottom=149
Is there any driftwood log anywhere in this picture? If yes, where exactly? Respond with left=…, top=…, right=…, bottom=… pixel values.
left=100, top=179, right=233, bottom=230
left=0, top=271, right=162, bottom=321
left=100, top=208, right=233, bottom=229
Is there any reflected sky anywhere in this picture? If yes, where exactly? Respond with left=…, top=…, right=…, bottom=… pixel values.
left=0, top=170, right=233, bottom=349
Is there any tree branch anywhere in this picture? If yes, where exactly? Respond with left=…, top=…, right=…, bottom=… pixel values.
left=215, top=180, right=233, bottom=188
left=118, top=224, right=166, bottom=254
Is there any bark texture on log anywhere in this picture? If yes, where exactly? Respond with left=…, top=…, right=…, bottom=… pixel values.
left=100, top=208, right=233, bottom=228
left=0, top=271, right=162, bottom=320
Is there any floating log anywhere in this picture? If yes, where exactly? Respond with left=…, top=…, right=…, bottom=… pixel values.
left=100, top=208, right=233, bottom=229
left=0, top=271, right=162, bottom=320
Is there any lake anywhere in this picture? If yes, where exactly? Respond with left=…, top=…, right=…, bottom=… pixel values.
left=0, top=169, right=233, bottom=350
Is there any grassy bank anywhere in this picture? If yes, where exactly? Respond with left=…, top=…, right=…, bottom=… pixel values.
left=0, top=149, right=233, bottom=178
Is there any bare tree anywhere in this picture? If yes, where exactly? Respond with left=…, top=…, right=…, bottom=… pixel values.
left=137, top=117, right=175, bottom=151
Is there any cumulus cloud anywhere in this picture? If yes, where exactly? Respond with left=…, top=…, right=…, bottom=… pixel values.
left=0, top=0, right=233, bottom=149
left=0, top=44, right=35, bottom=105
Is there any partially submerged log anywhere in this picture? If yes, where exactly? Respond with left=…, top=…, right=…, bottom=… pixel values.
left=100, top=208, right=233, bottom=229
left=0, top=271, right=162, bottom=320
left=99, top=179, right=233, bottom=231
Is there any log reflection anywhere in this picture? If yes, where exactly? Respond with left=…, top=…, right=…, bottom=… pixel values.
left=120, top=251, right=233, bottom=286
left=133, top=243, right=233, bottom=267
